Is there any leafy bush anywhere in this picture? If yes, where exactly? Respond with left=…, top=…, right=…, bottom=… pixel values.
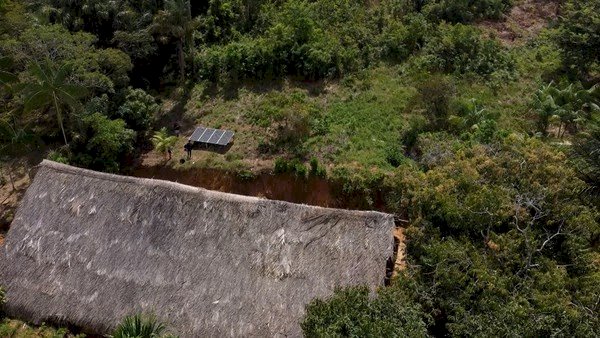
left=274, top=157, right=313, bottom=178
left=415, top=75, right=456, bottom=131
left=555, top=0, right=600, bottom=76
left=422, top=23, right=515, bottom=79
left=290, top=158, right=308, bottom=178
left=301, top=285, right=429, bottom=337
left=470, top=118, right=498, bottom=143
left=309, top=157, right=327, bottom=177
left=47, top=150, right=70, bottom=164
left=70, top=113, right=136, bottom=172
left=385, top=142, right=405, bottom=167
left=115, top=88, right=158, bottom=133
left=196, top=0, right=380, bottom=82
left=274, top=158, right=290, bottom=174
left=402, top=115, right=429, bottom=152
left=236, top=169, right=256, bottom=181
left=84, top=94, right=110, bottom=116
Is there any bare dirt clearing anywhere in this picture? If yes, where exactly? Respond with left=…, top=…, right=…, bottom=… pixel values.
left=478, top=0, right=559, bottom=45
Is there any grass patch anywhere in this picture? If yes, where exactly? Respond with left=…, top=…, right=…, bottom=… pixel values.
left=0, top=319, right=84, bottom=338
left=159, top=32, right=559, bottom=176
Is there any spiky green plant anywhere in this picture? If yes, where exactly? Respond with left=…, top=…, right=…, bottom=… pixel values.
left=109, top=314, right=176, bottom=338
left=151, top=127, right=178, bottom=158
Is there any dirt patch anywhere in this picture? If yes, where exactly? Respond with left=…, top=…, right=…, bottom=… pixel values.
left=392, top=227, right=406, bottom=275
left=1, top=166, right=31, bottom=233
left=134, top=165, right=359, bottom=209
left=478, top=0, right=559, bottom=45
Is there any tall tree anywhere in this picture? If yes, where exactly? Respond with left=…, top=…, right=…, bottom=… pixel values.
left=153, top=0, right=197, bottom=82
left=21, top=61, right=87, bottom=145
left=556, top=0, right=600, bottom=76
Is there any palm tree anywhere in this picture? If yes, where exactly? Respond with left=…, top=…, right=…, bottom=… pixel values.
left=21, top=60, right=87, bottom=145
left=151, top=127, right=178, bottom=159
left=153, top=0, right=197, bottom=82
left=109, top=314, right=176, bottom=338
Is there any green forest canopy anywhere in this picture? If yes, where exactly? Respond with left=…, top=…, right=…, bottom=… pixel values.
left=0, top=0, right=599, bottom=337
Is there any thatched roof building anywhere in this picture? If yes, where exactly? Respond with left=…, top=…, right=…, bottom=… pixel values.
left=0, top=160, right=395, bottom=337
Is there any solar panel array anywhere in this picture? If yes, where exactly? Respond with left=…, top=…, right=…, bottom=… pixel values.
left=189, top=127, right=234, bottom=146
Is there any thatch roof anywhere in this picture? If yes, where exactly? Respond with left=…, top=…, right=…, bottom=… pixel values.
left=0, top=160, right=395, bottom=337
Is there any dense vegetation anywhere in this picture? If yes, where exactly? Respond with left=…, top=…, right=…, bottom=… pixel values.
left=1, top=0, right=599, bottom=337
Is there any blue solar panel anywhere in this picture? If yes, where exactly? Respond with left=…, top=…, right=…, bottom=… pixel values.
left=189, top=127, right=234, bottom=146
left=208, top=130, right=223, bottom=144
left=199, top=128, right=216, bottom=143
left=216, top=130, right=234, bottom=146
left=189, top=127, right=206, bottom=142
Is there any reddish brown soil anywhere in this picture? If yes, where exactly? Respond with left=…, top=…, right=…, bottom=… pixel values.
left=392, top=228, right=406, bottom=274
left=478, top=0, right=559, bottom=45
left=133, top=165, right=379, bottom=210
left=0, top=166, right=31, bottom=235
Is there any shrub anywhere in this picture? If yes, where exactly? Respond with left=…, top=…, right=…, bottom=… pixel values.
left=385, top=143, right=405, bottom=167
left=402, top=115, right=429, bottom=152
left=70, top=113, right=136, bottom=173
left=237, top=169, right=256, bottom=181
left=115, top=88, right=159, bottom=133
left=301, top=285, right=429, bottom=337
left=415, top=75, right=456, bottom=131
left=555, top=0, right=600, bottom=76
left=309, top=157, right=319, bottom=176
left=423, top=23, right=515, bottom=79
left=47, top=150, right=70, bottom=164
left=471, top=118, right=499, bottom=143
left=380, top=13, right=431, bottom=61
left=274, top=158, right=290, bottom=174
left=196, top=0, right=376, bottom=82
left=424, top=0, right=513, bottom=23
left=290, top=158, right=308, bottom=178
left=84, top=94, right=110, bottom=116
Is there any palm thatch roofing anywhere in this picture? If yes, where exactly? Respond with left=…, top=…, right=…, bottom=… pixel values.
left=0, top=160, right=395, bottom=337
